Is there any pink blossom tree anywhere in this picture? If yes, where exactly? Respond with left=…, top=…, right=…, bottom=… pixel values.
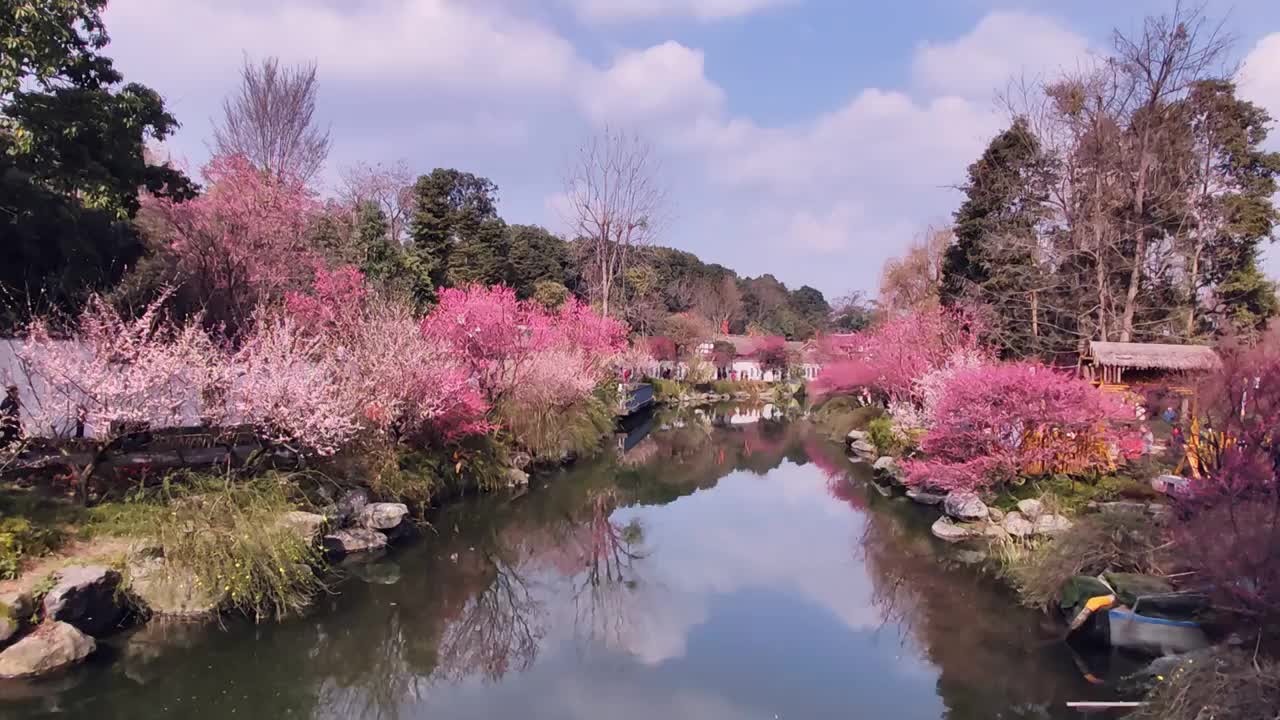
left=142, top=153, right=322, bottom=336
left=902, top=362, right=1135, bottom=492
left=420, top=285, right=627, bottom=406
left=12, top=295, right=225, bottom=500
left=812, top=305, right=985, bottom=402
left=1171, top=332, right=1280, bottom=620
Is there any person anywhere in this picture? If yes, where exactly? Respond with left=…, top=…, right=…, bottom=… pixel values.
left=0, top=385, right=19, bottom=449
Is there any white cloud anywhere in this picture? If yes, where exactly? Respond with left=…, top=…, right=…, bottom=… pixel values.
left=1240, top=32, right=1280, bottom=149
left=582, top=42, right=725, bottom=126
left=566, top=0, right=788, bottom=24
left=104, top=0, right=581, bottom=96
left=912, top=11, right=1090, bottom=101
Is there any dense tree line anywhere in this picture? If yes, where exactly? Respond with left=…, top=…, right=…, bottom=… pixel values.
left=934, top=6, right=1280, bottom=358
left=0, top=2, right=832, bottom=340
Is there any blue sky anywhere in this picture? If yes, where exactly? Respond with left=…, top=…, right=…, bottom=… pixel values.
left=102, top=0, right=1280, bottom=300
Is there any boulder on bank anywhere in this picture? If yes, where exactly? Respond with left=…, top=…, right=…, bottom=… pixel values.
left=279, top=511, right=327, bottom=545
left=848, top=440, right=876, bottom=459
left=1099, top=501, right=1147, bottom=517
left=872, top=456, right=899, bottom=475
left=127, top=558, right=222, bottom=618
left=1, top=591, right=34, bottom=648
left=1002, top=511, right=1035, bottom=539
left=357, top=503, right=409, bottom=532
left=846, top=430, right=868, bottom=444
left=322, top=528, right=388, bottom=557
left=0, top=622, right=95, bottom=679
left=1015, top=498, right=1044, bottom=521
left=943, top=492, right=989, bottom=522
left=1033, top=514, right=1073, bottom=537
left=930, top=516, right=985, bottom=543
left=42, top=565, right=126, bottom=637
left=905, top=488, right=946, bottom=506
left=505, top=468, right=530, bottom=487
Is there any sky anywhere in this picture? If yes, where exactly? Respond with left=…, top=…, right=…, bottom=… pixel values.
left=100, top=0, right=1280, bottom=301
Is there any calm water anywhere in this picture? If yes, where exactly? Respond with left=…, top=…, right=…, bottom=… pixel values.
left=3, top=407, right=1126, bottom=719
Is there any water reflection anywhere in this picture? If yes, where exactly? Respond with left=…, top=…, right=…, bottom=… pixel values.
left=5, top=406, right=1119, bottom=719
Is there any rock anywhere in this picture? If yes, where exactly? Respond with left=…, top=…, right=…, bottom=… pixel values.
left=1147, top=503, right=1171, bottom=521
left=1151, top=474, right=1192, bottom=497
left=1033, top=514, right=1074, bottom=537
left=0, top=591, right=34, bottom=648
left=335, top=488, right=370, bottom=525
left=849, top=440, right=877, bottom=458
left=1100, top=501, right=1147, bottom=517
left=322, top=528, right=388, bottom=557
left=872, top=456, right=897, bottom=473
left=943, top=492, right=990, bottom=522
left=505, top=468, right=530, bottom=487
left=278, top=511, right=327, bottom=545
left=127, top=558, right=222, bottom=618
left=357, top=503, right=409, bottom=531
left=0, top=622, right=95, bottom=679
left=905, top=488, right=947, bottom=506
left=930, top=516, right=985, bottom=543
left=1002, top=511, right=1035, bottom=539
left=846, top=430, right=868, bottom=443
left=0, top=617, right=16, bottom=648
left=987, top=506, right=1006, bottom=523
left=42, top=565, right=126, bottom=637
left=1016, top=498, right=1044, bottom=521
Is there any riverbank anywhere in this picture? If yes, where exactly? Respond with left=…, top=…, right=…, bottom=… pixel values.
left=2, top=412, right=1127, bottom=718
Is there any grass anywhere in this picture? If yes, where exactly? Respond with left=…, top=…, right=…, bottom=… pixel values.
left=499, top=393, right=613, bottom=466
left=88, top=471, right=324, bottom=621
left=648, top=377, right=685, bottom=402
left=0, top=487, right=85, bottom=580
left=866, top=416, right=905, bottom=457
left=992, top=472, right=1160, bottom=515
left=995, top=511, right=1168, bottom=609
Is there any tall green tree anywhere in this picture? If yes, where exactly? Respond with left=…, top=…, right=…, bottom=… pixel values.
left=942, top=117, right=1053, bottom=356
left=1179, top=79, right=1280, bottom=337
left=507, top=224, right=572, bottom=298
left=408, top=168, right=503, bottom=295
left=1, top=0, right=194, bottom=329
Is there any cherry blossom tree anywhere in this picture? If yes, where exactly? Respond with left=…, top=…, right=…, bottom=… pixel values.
left=812, top=305, right=985, bottom=402
left=142, top=153, right=322, bottom=336
left=12, top=295, right=225, bottom=500
left=902, top=362, right=1135, bottom=492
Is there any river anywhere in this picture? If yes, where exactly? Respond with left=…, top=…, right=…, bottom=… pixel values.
left=3, top=406, right=1128, bottom=718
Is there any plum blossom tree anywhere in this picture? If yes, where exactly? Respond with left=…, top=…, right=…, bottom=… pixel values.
left=901, top=362, right=1136, bottom=492
left=1172, top=332, right=1280, bottom=620
left=142, top=153, right=321, bottom=336
left=280, top=268, right=489, bottom=444
left=812, top=305, right=985, bottom=403
left=12, top=294, right=224, bottom=500
left=420, top=285, right=627, bottom=406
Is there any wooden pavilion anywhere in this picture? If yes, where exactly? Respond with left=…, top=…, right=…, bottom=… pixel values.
left=1079, top=341, right=1221, bottom=388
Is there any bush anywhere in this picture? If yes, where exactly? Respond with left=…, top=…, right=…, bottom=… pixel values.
left=1133, top=650, right=1280, bottom=720
left=903, top=362, right=1135, bottom=492
left=648, top=377, right=684, bottom=402
left=498, top=393, right=613, bottom=464
left=998, top=512, right=1167, bottom=609
left=866, top=416, right=904, bottom=457
left=89, top=472, right=324, bottom=620
left=0, top=490, right=80, bottom=580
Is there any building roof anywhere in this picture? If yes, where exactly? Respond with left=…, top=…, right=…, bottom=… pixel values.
left=1088, top=341, right=1221, bottom=372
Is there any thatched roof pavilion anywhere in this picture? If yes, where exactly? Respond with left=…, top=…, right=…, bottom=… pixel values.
left=1081, top=341, right=1221, bottom=385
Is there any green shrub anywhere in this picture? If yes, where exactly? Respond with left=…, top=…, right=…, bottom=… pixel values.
left=0, top=490, right=80, bottom=580
left=89, top=472, right=323, bottom=621
left=866, top=416, right=904, bottom=456
left=500, top=394, right=613, bottom=464
left=811, top=396, right=884, bottom=440
left=648, top=377, right=684, bottom=402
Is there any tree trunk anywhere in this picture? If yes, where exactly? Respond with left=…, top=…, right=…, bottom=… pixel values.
left=1120, top=140, right=1152, bottom=343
